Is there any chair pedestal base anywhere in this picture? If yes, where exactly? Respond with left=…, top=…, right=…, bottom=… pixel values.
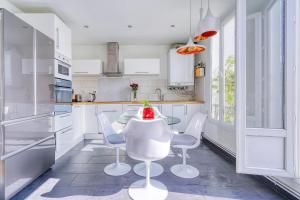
left=170, top=164, right=199, bottom=178
left=128, top=179, right=168, bottom=200
left=104, top=163, right=131, bottom=176
left=133, top=162, right=164, bottom=177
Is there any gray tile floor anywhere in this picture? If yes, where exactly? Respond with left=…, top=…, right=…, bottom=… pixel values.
left=12, top=139, right=286, bottom=200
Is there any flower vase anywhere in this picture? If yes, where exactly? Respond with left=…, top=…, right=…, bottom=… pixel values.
left=131, top=90, right=137, bottom=101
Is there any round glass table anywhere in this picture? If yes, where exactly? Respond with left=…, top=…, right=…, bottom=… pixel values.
left=117, top=114, right=181, bottom=125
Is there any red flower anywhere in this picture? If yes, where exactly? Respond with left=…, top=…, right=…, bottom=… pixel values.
left=130, top=83, right=138, bottom=91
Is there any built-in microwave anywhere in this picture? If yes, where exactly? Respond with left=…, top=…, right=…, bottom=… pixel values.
left=54, top=59, right=72, bottom=81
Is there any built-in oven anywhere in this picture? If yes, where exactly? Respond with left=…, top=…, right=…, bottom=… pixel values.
left=55, top=59, right=72, bottom=81
left=53, top=78, right=72, bottom=115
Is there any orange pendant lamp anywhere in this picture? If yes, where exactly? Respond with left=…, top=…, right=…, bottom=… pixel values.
left=176, top=0, right=206, bottom=55
left=194, top=0, right=219, bottom=42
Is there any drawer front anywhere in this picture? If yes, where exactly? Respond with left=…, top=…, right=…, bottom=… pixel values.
left=5, top=136, right=55, bottom=199
left=98, top=104, right=123, bottom=123
left=123, top=104, right=142, bottom=115
left=54, top=113, right=72, bottom=132
left=2, top=116, right=54, bottom=155
left=56, top=127, right=73, bottom=146
left=55, top=128, right=74, bottom=158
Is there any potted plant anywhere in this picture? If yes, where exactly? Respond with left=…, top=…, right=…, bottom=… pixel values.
left=130, top=83, right=138, bottom=101
left=142, top=100, right=154, bottom=120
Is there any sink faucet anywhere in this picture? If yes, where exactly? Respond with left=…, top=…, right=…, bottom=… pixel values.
left=155, top=88, right=163, bottom=101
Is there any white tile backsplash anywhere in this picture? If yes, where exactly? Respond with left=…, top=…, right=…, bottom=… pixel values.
left=72, top=76, right=194, bottom=101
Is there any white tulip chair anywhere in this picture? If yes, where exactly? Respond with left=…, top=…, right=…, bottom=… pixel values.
left=123, top=118, right=172, bottom=200
left=170, top=112, right=207, bottom=178
left=97, top=113, right=131, bottom=176
left=133, top=107, right=166, bottom=177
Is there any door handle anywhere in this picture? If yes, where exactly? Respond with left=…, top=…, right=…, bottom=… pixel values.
left=1, top=135, right=55, bottom=160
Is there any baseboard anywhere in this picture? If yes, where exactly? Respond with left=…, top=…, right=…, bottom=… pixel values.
left=202, top=136, right=299, bottom=200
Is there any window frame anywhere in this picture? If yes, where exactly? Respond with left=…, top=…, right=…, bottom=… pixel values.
left=209, top=12, right=236, bottom=126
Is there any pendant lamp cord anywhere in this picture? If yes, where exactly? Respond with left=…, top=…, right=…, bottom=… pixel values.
left=189, top=0, right=192, bottom=36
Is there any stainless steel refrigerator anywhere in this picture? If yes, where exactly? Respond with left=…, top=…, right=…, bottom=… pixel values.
left=0, top=9, right=55, bottom=199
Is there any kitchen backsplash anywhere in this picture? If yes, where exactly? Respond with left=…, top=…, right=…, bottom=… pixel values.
left=72, top=76, right=194, bottom=102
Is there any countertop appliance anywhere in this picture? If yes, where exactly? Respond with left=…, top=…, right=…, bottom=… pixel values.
left=55, top=59, right=72, bottom=81
left=74, top=94, right=82, bottom=102
left=0, top=9, right=55, bottom=199
left=88, top=91, right=96, bottom=102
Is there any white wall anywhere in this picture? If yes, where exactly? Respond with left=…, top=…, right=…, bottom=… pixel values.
left=0, top=0, right=22, bottom=13
left=72, top=44, right=195, bottom=101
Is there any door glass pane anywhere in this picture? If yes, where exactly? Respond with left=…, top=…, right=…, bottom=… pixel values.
left=246, top=0, right=285, bottom=128
left=211, top=33, right=220, bottom=120
left=223, top=18, right=236, bottom=123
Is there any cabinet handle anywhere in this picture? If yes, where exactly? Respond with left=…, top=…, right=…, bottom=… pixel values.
left=58, top=114, right=71, bottom=118
left=59, top=127, right=73, bottom=134
left=135, top=72, right=149, bottom=74
left=74, top=72, right=88, bottom=74
left=102, top=110, right=117, bottom=113
left=127, top=105, right=141, bottom=107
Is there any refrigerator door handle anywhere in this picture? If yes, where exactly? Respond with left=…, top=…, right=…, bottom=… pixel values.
left=1, top=135, right=55, bottom=160
left=1, top=113, right=54, bottom=126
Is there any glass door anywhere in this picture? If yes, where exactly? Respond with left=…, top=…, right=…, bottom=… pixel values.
left=236, top=0, right=296, bottom=177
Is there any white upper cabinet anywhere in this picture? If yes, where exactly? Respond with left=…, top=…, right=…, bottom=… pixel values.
left=72, top=59, right=102, bottom=75
left=16, top=13, right=72, bottom=62
left=168, top=48, right=194, bottom=86
left=124, top=58, right=160, bottom=75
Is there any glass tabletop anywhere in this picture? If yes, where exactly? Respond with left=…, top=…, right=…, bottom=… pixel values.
left=117, top=113, right=181, bottom=125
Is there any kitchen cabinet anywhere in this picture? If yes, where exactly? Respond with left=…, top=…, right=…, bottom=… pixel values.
left=168, top=48, right=194, bottom=86
left=54, top=113, right=72, bottom=132
left=73, top=59, right=102, bottom=75
left=123, top=104, right=142, bottom=115
left=172, top=104, right=187, bottom=132
left=124, top=58, right=160, bottom=75
left=161, top=104, right=173, bottom=118
left=84, top=105, right=99, bottom=134
left=16, top=13, right=72, bottom=62
left=73, top=105, right=84, bottom=140
left=186, top=104, right=202, bottom=122
left=98, top=104, right=123, bottom=133
left=98, top=104, right=123, bottom=123
left=55, top=127, right=74, bottom=159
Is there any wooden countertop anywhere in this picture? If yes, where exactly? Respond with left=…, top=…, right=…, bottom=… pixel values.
left=72, top=100, right=204, bottom=105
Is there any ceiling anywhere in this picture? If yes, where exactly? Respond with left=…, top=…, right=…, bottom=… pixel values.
left=9, top=0, right=236, bottom=45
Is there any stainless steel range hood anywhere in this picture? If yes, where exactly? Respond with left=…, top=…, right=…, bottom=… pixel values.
left=104, top=42, right=122, bottom=77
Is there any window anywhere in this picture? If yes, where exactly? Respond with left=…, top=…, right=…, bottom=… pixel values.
left=223, top=18, right=236, bottom=123
left=210, top=16, right=235, bottom=124
left=211, top=33, right=220, bottom=120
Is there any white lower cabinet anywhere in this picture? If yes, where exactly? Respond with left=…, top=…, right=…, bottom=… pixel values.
left=161, top=103, right=202, bottom=132
left=73, top=105, right=84, bottom=140
left=172, top=104, right=187, bottom=133
left=84, top=105, right=99, bottom=134
left=56, top=127, right=73, bottom=159
left=186, top=104, right=202, bottom=122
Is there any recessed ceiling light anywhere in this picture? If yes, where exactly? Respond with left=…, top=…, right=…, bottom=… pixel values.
left=83, top=25, right=89, bottom=29
left=128, top=25, right=133, bottom=28
left=170, top=25, right=175, bottom=28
